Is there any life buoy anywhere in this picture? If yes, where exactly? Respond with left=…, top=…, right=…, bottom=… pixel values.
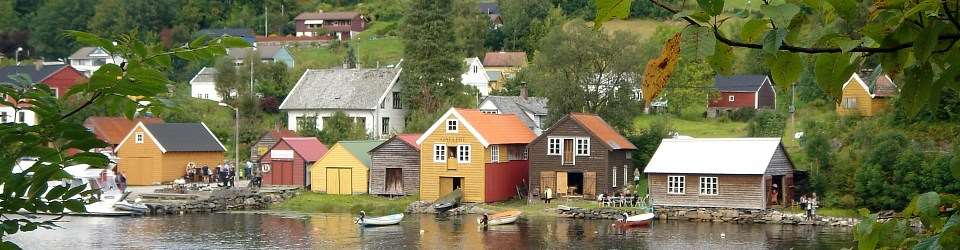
left=261, top=164, right=271, bottom=173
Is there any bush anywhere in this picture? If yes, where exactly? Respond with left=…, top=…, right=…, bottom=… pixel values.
left=729, top=108, right=757, bottom=122
left=747, top=111, right=786, bottom=137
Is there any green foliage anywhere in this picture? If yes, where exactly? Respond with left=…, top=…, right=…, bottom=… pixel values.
left=728, top=108, right=756, bottom=122
left=28, top=0, right=95, bottom=58
left=452, top=0, right=489, bottom=58
left=499, top=0, right=552, bottom=52
left=628, top=117, right=672, bottom=170
left=296, top=111, right=368, bottom=145
left=747, top=111, right=785, bottom=137
left=0, top=0, right=21, bottom=32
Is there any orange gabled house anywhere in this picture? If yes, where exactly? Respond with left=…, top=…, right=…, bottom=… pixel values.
left=416, top=108, right=536, bottom=203
left=115, top=122, right=225, bottom=185
left=836, top=71, right=898, bottom=117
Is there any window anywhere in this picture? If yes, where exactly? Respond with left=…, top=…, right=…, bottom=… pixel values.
left=728, top=95, right=735, bottom=102
left=624, top=165, right=629, bottom=185
left=135, top=132, right=144, bottom=144
left=354, top=117, right=366, bottom=129
left=472, top=66, right=478, bottom=73
left=381, top=117, right=390, bottom=135
left=446, top=119, right=458, bottom=133
left=547, top=138, right=561, bottom=155
left=457, top=145, right=471, bottom=163
left=392, top=92, right=402, bottom=109
left=626, top=151, right=632, bottom=159
left=51, top=87, right=59, bottom=98
left=17, top=111, right=25, bottom=123
left=843, top=97, right=857, bottom=109
left=667, top=176, right=685, bottom=194
left=480, top=109, right=498, bottom=114
left=490, top=145, right=500, bottom=163
left=523, top=147, right=528, bottom=160
left=699, top=176, right=718, bottom=195
left=612, top=167, right=618, bottom=187
left=433, top=144, right=446, bottom=162
left=575, top=138, right=590, bottom=156
left=1, top=112, right=7, bottom=123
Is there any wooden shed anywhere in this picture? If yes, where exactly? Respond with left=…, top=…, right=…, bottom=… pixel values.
left=707, top=75, right=776, bottom=118
left=249, top=129, right=297, bottom=163
left=528, top=113, right=636, bottom=199
left=643, top=138, right=794, bottom=210
left=258, top=137, right=328, bottom=187
left=836, top=71, right=898, bottom=117
left=369, top=134, right=422, bottom=196
left=115, top=122, right=225, bottom=186
left=309, top=140, right=384, bottom=194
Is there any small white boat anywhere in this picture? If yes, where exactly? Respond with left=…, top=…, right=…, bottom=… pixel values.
left=357, top=213, right=404, bottom=227
left=614, top=213, right=655, bottom=227
left=479, top=210, right=522, bottom=226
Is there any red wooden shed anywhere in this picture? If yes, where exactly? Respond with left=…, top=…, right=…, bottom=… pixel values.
left=707, top=75, right=776, bottom=118
left=258, top=137, right=328, bottom=187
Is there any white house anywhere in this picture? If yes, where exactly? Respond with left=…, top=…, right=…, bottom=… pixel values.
left=279, top=67, right=406, bottom=138
left=461, top=57, right=491, bottom=96
left=0, top=107, right=36, bottom=126
left=68, top=47, right=125, bottom=77
left=189, top=67, right=221, bottom=102
left=479, top=94, right=549, bottom=135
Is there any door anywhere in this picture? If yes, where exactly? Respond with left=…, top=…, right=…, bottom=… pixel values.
left=562, top=139, right=574, bottom=164
left=439, top=177, right=454, bottom=197
left=385, top=168, right=403, bottom=194
left=539, top=171, right=555, bottom=194
left=583, top=172, right=597, bottom=197
left=556, top=172, right=568, bottom=195
left=326, top=168, right=340, bottom=194
left=339, top=169, right=352, bottom=195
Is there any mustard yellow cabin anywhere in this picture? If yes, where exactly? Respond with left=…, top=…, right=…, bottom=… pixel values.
left=417, top=108, right=536, bottom=203
left=115, top=122, right=225, bottom=186
left=309, top=140, right=383, bottom=194
left=837, top=72, right=898, bottom=117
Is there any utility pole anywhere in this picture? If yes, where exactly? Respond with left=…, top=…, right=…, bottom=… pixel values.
left=264, top=4, right=268, bottom=36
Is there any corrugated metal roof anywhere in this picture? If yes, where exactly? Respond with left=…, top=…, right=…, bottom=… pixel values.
left=644, top=138, right=782, bottom=175
left=714, top=75, right=769, bottom=92
left=280, top=137, right=328, bottom=162
left=280, top=68, right=401, bottom=110
left=339, top=140, right=386, bottom=167
left=144, top=123, right=225, bottom=152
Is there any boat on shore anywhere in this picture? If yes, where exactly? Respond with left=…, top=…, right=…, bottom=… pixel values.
left=479, top=210, right=522, bottom=226
left=357, top=213, right=404, bottom=227
left=433, top=189, right=463, bottom=212
left=613, top=213, right=655, bottom=227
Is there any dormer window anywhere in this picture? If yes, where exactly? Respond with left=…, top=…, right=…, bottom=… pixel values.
left=446, top=119, right=458, bottom=133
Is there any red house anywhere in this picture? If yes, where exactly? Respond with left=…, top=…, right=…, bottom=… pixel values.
left=258, top=137, right=329, bottom=187
left=708, top=75, right=776, bottom=118
left=294, top=11, right=366, bottom=41
left=0, top=64, right=87, bottom=98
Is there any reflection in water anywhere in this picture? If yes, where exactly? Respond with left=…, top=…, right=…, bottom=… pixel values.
left=9, top=212, right=853, bottom=249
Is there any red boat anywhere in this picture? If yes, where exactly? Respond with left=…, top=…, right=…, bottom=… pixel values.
left=613, top=213, right=655, bottom=227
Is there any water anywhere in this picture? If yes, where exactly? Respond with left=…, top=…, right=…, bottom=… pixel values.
left=9, top=212, right=853, bottom=249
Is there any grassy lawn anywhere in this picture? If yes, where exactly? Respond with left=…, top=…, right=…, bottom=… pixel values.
left=783, top=206, right=859, bottom=218
left=290, top=47, right=347, bottom=69
left=272, top=193, right=418, bottom=216
left=357, top=37, right=403, bottom=67
left=479, top=199, right=608, bottom=217
left=634, top=114, right=749, bottom=138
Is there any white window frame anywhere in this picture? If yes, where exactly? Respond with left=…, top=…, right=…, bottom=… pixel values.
left=446, top=119, right=458, bottom=133
left=843, top=97, right=857, bottom=109
left=667, top=175, right=685, bottom=194
left=433, top=144, right=446, bottom=162
left=699, top=176, right=719, bottom=195
left=17, top=111, right=25, bottom=123
left=624, top=165, right=629, bottom=185
left=490, top=145, right=500, bottom=163
left=0, top=111, right=6, bottom=123
left=547, top=138, right=561, bottom=155
left=575, top=138, right=590, bottom=156
left=522, top=147, right=528, bottom=160
left=728, top=95, right=735, bottom=102
left=457, top=144, right=471, bottom=163
left=612, top=166, right=618, bottom=187
left=135, top=132, right=144, bottom=144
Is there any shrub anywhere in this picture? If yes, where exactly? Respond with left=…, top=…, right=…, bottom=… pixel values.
left=730, top=108, right=757, bottom=122
left=747, top=111, right=786, bottom=137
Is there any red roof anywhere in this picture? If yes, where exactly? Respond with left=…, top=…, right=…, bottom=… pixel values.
left=255, top=35, right=333, bottom=42
left=396, top=134, right=422, bottom=150
left=279, top=137, right=328, bottom=162
left=294, top=11, right=361, bottom=20
left=568, top=113, right=636, bottom=150
left=483, top=52, right=528, bottom=67
left=456, top=108, right=536, bottom=145
left=83, top=116, right=165, bottom=145
left=268, top=129, right=298, bottom=140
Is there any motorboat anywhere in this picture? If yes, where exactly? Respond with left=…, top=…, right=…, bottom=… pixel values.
left=356, top=213, right=404, bottom=227
left=478, top=210, right=522, bottom=226
left=613, top=213, right=655, bottom=227
left=433, top=189, right=463, bottom=212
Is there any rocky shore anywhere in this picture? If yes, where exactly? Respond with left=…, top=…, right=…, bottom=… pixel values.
left=406, top=201, right=493, bottom=215
left=141, top=187, right=299, bottom=216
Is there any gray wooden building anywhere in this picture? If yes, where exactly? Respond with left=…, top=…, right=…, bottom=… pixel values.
left=249, top=130, right=297, bottom=163
left=368, top=134, right=421, bottom=196
left=527, top=113, right=636, bottom=199
left=643, top=138, right=795, bottom=210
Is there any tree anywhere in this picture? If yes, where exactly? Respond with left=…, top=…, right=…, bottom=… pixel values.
left=0, top=31, right=248, bottom=248
left=0, top=0, right=20, bottom=32
left=87, top=0, right=131, bottom=39
left=452, top=0, right=489, bottom=57
left=528, top=23, right=644, bottom=131
left=28, top=0, right=95, bottom=59
left=499, top=0, right=551, bottom=53
left=628, top=117, right=672, bottom=170
left=747, top=111, right=786, bottom=137
left=297, top=111, right=368, bottom=145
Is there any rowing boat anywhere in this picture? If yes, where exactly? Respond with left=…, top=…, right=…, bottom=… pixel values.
left=433, top=189, right=463, bottom=212
left=613, top=213, right=655, bottom=227
left=357, top=213, right=404, bottom=227
left=478, top=210, right=522, bottom=226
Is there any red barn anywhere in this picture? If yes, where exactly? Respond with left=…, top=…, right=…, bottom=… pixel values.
left=0, top=64, right=87, bottom=98
left=294, top=11, right=366, bottom=41
left=258, top=137, right=328, bottom=187
left=707, top=75, right=776, bottom=118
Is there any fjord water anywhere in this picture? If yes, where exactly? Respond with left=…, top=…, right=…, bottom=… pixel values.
left=10, top=212, right=852, bottom=249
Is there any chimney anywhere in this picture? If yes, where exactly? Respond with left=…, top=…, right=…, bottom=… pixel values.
left=34, top=60, right=43, bottom=71
left=520, top=86, right=528, bottom=100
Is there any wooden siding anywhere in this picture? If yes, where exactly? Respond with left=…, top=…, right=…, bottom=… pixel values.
left=259, top=140, right=309, bottom=187
left=648, top=174, right=765, bottom=209
left=369, top=139, right=420, bottom=195
left=836, top=78, right=888, bottom=117
left=250, top=133, right=279, bottom=163
left=757, top=81, right=776, bottom=109
left=309, top=144, right=368, bottom=194
left=117, top=126, right=223, bottom=185
left=764, top=146, right=794, bottom=176
left=420, top=113, right=486, bottom=202
left=709, top=92, right=757, bottom=108
left=484, top=160, right=528, bottom=202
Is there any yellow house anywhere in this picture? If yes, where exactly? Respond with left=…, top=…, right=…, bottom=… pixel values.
left=836, top=72, right=898, bottom=117
left=115, top=122, right=225, bottom=185
left=482, top=51, right=528, bottom=91
left=416, top=108, right=536, bottom=203
left=309, top=140, right=384, bottom=194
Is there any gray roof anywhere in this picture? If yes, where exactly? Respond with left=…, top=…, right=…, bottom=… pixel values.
left=68, top=47, right=112, bottom=60
left=191, top=67, right=217, bottom=83
left=714, top=75, right=770, bottom=92
left=144, top=123, right=225, bottom=152
left=481, top=95, right=549, bottom=129
left=196, top=28, right=256, bottom=44
left=0, top=65, right=68, bottom=85
left=280, top=68, right=402, bottom=110
left=227, top=45, right=285, bottom=60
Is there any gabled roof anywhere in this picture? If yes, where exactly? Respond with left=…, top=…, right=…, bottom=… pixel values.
left=279, top=68, right=402, bottom=110
left=643, top=138, right=783, bottom=175
left=714, top=75, right=770, bottom=92
left=266, top=129, right=298, bottom=140
left=371, top=133, right=422, bottom=152
left=416, top=108, right=536, bottom=147
left=294, top=11, right=361, bottom=20
left=480, top=95, right=549, bottom=129
left=196, top=28, right=256, bottom=44
left=68, top=47, right=115, bottom=60
left=0, top=65, right=69, bottom=84
left=483, top=52, right=528, bottom=67
left=278, top=137, right=328, bottom=162
left=83, top=116, right=165, bottom=145
left=338, top=140, right=386, bottom=167
left=568, top=113, right=636, bottom=150
left=844, top=71, right=898, bottom=98
left=227, top=45, right=287, bottom=60
left=190, top=67, right=217, bottom=84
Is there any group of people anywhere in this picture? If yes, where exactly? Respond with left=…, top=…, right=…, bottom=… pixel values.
left=799, top=192, right=819, bottom=219
left=184, top=162, right=237, bottom=188
left=96, top=167, right=127, bottom=193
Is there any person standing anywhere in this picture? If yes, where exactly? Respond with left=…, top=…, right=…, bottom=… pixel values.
left=227, top=164, right=235, bottom=188
left=202, top=164, right=211, bottom=183
left=544, top=188, right=553, bottom=204
left=114, top=167, right=127, bottom=193
left=810, top=192, right=818, bottom=218
left=245, top=161, right=253, bottom=180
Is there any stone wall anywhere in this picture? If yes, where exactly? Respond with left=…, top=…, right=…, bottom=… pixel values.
left=143, top=188, right=299, bottom=216
left=406, top=201, right=492, bottom=215
left=653, top=206, right=859, bottom=227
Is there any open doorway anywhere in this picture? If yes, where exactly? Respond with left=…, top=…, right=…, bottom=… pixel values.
left=566, top=172, right=584, bottom=196
left=439, top=177, right=464, bottom=197
left=769, top=175, right=784, bottom=207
